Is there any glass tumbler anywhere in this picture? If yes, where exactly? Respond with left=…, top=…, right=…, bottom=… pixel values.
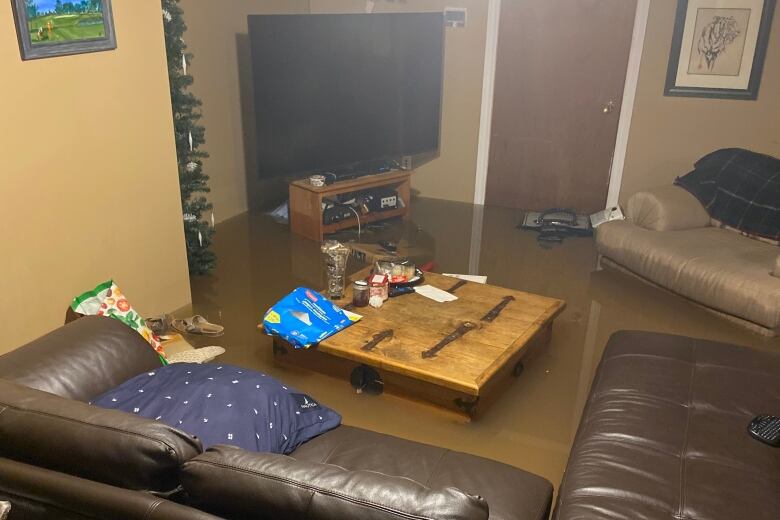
left=321, top=240, right=350, bottom=299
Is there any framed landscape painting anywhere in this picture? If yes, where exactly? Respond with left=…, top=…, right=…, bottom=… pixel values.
left=665, top=0, right=776, bottom=99
left=12, top=0, right=116, bottom=60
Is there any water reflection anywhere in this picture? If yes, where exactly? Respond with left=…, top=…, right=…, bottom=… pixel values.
left=184, top=196, right=779, bottom=486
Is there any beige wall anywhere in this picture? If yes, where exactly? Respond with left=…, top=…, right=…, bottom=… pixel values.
left=1, top=0, right=191, bottom=352
left=179, top=0, right=310, bottom=221
left=620, top=1, right=780, bottom=201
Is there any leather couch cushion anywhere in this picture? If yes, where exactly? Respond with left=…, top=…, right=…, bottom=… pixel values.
left=292, top=426, right=553, bottom=520
left=596, top=221, right=780, bottom=330
left=181, top=445, right=489, bottom=520
left=0, top=379, right=202, bottom=493
left=774, top=254, right=780, bottom=278
left=626, top=185, right=711, bottom=231
left=0, top=316, right=162, bottom=402
left=554, top=331, right=780, bottom=520
left=0, top=457, right=221, bottom=520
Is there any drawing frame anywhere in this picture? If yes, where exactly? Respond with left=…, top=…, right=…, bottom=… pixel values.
left=664, top=0, right=776, bottom=99
left=12, top=0, right=117, bottom=60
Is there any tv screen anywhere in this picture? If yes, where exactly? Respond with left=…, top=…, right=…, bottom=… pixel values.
left=248, top=13, right=444, bottom=178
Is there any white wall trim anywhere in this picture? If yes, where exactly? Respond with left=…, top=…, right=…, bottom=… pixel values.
left=468, top=204, right=484, bottom=275
left=473, top=0, right=502, bottom=206
left=606, top=0, right=650, bottom=209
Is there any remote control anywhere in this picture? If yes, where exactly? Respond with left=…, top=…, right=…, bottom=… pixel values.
left=389, top=285, right=415, bottom=298
left=747, top=415, right=780, bottom=447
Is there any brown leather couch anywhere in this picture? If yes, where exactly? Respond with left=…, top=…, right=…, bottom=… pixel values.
left=0, top=317, right=553, bottom=520
left=554, top=331, right=780, bottom=520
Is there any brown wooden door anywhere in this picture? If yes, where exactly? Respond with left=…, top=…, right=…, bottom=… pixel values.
left=485, top=0, right=637, bottom=213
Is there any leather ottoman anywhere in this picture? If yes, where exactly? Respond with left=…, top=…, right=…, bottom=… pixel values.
left=553, top=331, right=780, bottom=520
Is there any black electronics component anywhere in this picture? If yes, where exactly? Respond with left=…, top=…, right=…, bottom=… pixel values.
left=748, top=415, right=780, bottom=447
left=320, top=160, right=399, bottom=184
left=362, top=188, right=399, bottom=212
left=389, top=286, right=415, bottom=298
left=322, top=199, right=356, bottom=225
left=322, top=188, right=401, bottom=225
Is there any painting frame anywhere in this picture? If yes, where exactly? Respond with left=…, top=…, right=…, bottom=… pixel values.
left=11, top=0, right=117, bottom=60
left=664, top=0, right=776, bottom=99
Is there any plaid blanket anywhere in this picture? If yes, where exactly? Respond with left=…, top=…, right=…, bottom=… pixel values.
left=675, top=148, right=780, bottom=242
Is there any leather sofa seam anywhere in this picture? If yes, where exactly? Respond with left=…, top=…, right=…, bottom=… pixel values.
left=566, top=491, right=677, bottom=515
left=0, top=402, right=197, bottom=464
left=590, top=389, right=688, bottom=411
left=187, top=459, right=441, bottom=520
left=677, top=342, right=697, bottom=520
left=603, top=352, right=779, bottom=377
left=302, top=487, right=316, bottom=519
left=576, top=435, right=682, bottom=459
left=144, top=498, right=163, bottom=519
left=422, top=449, right=448, bottom=487
left=316, top=427, right=356, bottom=465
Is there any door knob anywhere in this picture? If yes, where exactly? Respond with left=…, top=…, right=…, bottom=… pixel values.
left=602, top=100, right=616, bottom=114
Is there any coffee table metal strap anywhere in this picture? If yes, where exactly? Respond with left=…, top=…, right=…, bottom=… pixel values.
left=361, top=329, right=394, bottom=351
left=421, top=322, right=477, bottom=359
left=481, top=296, right=515, bottom=322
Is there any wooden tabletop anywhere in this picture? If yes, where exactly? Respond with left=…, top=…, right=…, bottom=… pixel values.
left=325, top=270, right=566, bottom=396
left=290, top=170, right=411, bottom=194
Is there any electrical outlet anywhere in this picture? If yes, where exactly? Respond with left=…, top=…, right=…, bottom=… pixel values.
left=401, top=155, right=413, bottom=170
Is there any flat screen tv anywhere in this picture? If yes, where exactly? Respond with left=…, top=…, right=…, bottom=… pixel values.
left=248, top=13, right=444, bottom=178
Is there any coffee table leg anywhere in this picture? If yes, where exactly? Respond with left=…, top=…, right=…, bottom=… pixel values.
left=454, top=396, right=480, bottom=418
left=350, top=365, right=384, bottom=395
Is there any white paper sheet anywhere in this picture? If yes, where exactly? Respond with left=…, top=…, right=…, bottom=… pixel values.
left=442, top=273, right=488, bottom=284
left=414, top=285, right=459, bottom=303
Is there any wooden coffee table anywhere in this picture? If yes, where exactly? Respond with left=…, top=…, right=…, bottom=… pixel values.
left=272, top=270, right=565, bottom=419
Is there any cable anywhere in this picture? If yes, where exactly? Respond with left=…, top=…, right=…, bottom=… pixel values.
left=346, top=205, right=361, bottom=239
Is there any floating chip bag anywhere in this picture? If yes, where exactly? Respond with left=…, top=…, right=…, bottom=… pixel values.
left=261, top=287, right=361, bottom=349
left=71, top=280, right=166, bottom=363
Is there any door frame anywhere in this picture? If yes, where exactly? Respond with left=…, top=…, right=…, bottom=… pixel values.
left=472, top=0, right=651, bottom=209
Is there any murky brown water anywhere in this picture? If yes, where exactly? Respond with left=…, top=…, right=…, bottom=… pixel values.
left=182, top=196, right=779, bottom=487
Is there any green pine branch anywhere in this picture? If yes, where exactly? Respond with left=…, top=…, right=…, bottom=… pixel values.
left=162, top=0, right=215, bottom=275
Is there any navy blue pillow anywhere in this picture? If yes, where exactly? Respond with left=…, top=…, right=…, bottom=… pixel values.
left=91, top=363, right=340, bottom=454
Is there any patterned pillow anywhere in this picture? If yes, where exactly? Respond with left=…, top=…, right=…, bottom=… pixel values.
left=92, top=363, right=340, bottom=454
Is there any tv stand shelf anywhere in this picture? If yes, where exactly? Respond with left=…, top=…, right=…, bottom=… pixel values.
left=289, top=170, right=412, bottom=241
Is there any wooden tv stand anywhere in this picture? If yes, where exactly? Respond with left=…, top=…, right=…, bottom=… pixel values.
left=289, top=170, right=412, bottom=241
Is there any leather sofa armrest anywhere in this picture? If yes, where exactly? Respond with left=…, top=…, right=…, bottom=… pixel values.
left=626, top=185, right=711, bottom=231
left=0, top=457, right=221, bottom=520
left=0, top=379, right=202, bottom=494
left=182, top=445, right=489, bottom=520
left=773, top=254, right=780, bottom=278
left=0, top=316, right=161, bottom=402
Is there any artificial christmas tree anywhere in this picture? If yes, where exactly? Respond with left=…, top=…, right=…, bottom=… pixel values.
left=162, top=0, right=215, bottom=275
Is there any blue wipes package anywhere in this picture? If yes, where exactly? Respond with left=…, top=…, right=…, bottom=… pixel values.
left=262, top=287, right=361, bottom=349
